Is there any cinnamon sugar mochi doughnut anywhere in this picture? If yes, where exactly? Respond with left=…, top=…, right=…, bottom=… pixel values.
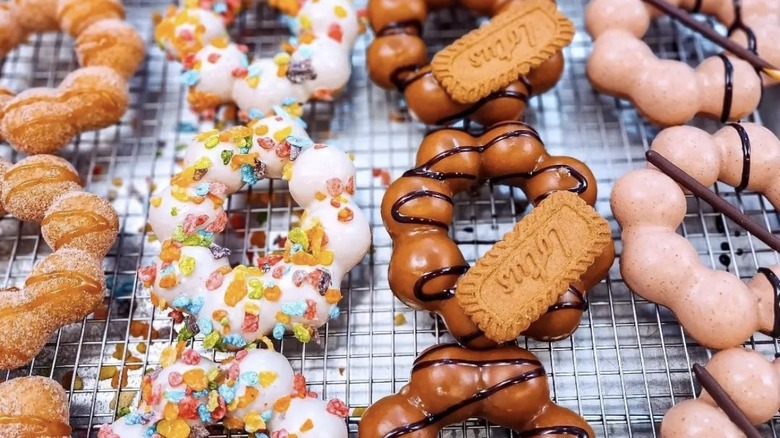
left=366, top=0, right=569, bottom=126
left=0, top=0, right=145, bottom=155
left=662, top=348, right=780, bottom=437
left=0, top=156, right=117, bottom=369
left=98, top=343, right=349, bottom=438
left=359, top=343, right=595, bottom=438
left=155, top=0, right=360, bottom=120
left=611, top=123, right=780, bottom=349
left=0, top=376, right=71, bottom=437
left=381, top=122, right=615, bottom=348
left=585, top=0, right=780, bottom=126
left=140, top=115, right=370, bottom=349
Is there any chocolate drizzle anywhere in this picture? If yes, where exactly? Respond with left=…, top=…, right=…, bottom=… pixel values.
left=727, top=0, right=757, bottom=54
left=395, top=124, right=590, bottom=307
left=546, top=286, right=588, bottom=312
left=381, top=358, right=547, bottom=437
left=717, top=53, right=734, bottom=123
left=434, top=89, right=529, bottom=126
left=728, top=123, right=751, bottom=192
left=758, top=267, right=780, bottom=337
left=376, top=19, right=423, bottom=38
left=689, top=0, right=703, bottom=13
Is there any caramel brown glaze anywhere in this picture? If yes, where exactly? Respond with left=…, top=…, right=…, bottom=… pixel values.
left=366, top=0, right=566, bottom=126
left=358, top=343, right=595, bottom=437
left=381, top=122, right=614, bottom=348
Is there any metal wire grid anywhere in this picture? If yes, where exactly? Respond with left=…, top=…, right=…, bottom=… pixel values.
left=0, top=0, right=778, bottom=437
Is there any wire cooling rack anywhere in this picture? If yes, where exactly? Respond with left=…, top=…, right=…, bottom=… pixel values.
left=1, top=0, right=779, bottom=437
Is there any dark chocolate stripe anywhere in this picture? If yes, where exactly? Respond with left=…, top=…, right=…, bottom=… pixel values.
left=546, top=286, right=588, bottom=312
left=376, top=19, right=423, bottom=37
left=758, top=267, right=780, bottom=337
left=727, top=0, right=758, bottom=54
left=391, top=190, right=454, bottom=230
left=728, top=123, right=751, bottom=192
left=413, top=265, right=470, bottom=303
left=456, top=329, right=485, bottom=345
left=690, top=0, right=703, bottom=13
left=717, top=53, right=735, bottom=123
left=518, top=426, right=591, bottom=437
left=413, top=357, right=542, bottom=373
left=435, top=89, right=529, bottom=126
left=382, top=365, right=546, bottom=437
left=489, top=164, right=589, bottom=204
left=390, top=65, right=424, bottom=91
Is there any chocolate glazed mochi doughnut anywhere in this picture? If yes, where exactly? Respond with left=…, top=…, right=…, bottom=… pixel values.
left=585, top=0, right=780, bottom=126
left=662, top=348, right=780, bottom=437
left=359, top=343, right=595, bottom=438
left=381, top=122, right=615, bottom=349
left=366, top=0, right=569, bottom=126
left=612, top=123, right=780, bottom=349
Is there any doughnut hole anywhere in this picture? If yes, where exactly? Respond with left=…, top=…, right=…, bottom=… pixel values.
left=29, top=248, right=106, bottom=317
left=42, top=191, right=118, bottom=256
left=60, top=66, right=129, bottom=130
left=57, top=0, right=124, bottom=36
left=470, top=80, right=529, bottom=127
left=700, top=348, right=780, bottom=424
left=633, top=61, right=700, bottom=126
left=650, top=126, right=720, bottom=188
left=415, top=129, right=479, bottom=193
left=611, top=169, right=686, bottom=229
left=13, top=0, right=59, bottom=33
left=696, top=55, right=761, bottom=122
left=661, top=400, right=743, bottom=438
left=586, top=31, right=652, bottom=98
left=404, top=70, right=468, bottom=125
left=388, top=230, right=465, bottom=309
left=585, top=0, right=651, bottom=39
left=76, top=19, right=145, bottom=80
left=366, top=0, right=427, bottom=33
left=0, top=155, right=82, bottom=222
left=367, top=35, right=427, bottom=90
left=526, top=52, right=564, bottom=95
left=380, top=177, right=454, bottom=236
left=620, top=231, right=700, bottom=305
left=0, top=89, right=79, bottom=155
left=682, top=270, right=759, bottom=349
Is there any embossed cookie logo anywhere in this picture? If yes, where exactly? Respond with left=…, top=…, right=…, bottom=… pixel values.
left=431, top=0, right=575, bottom=104
left=456, top=191, right=611, bottom=343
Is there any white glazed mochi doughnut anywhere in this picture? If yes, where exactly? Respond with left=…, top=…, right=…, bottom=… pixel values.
left=99, top=344, right=350, bottom=438
left=288, top=143, right=355, bottom=206
left=231, top=58, right=307, bottom=118
left=155, top=8, right=227, bottom=60
left=182, top=127, right=254, bottom=193
left=186, top=42, right=249, bottom=111
left=148, top=186, right=227, bottom=243
left=249, top=114, right=311, bottom=179
left=296, top=0, right=360, bottom=47
left=298, top=38, right=352, bottom=96
left=303, top=201, right=371, bottom=278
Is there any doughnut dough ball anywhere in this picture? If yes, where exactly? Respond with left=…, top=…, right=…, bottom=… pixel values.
left=42, top=191, right=119, bottom=257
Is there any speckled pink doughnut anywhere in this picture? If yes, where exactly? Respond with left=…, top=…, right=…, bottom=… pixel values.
left=611, top=123, right=780, bottom=349
left=661, top=348, right=780, bottom=437
left=585, top=0, right=780, bottom=126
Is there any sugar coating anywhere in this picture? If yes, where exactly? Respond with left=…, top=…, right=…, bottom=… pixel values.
left=0, top=155, right=82, bottom=222
left=0, top=248, right=106, bottom=369
left=0, top=376, right=70, bottom=437
left=98, top=345, right=348, bottom=438
left=156, top=0, right=360, bottom=120
left=42, top=190, right=119, bottom=257
left=142, top=116, right=371, bottom=347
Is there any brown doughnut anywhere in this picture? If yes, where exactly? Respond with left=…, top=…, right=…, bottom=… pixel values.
left=0, top=155, right=82, bottom=222
left=75, top=19, right=146, bottom=80
left=358, top=343, right=595, bottom=437
left=366, top=0, right=568, bottom=126
left=42, top=191, right=119, bottom=257
left=381, top=122, right=614, bottom=348
left=0, top=248, right=106, bottom=369
left=0, top=376, right=71, bottom=437
left=56, top=0, right=125, bottom=37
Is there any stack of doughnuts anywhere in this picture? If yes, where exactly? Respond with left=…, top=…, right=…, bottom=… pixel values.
left=0, top=155, right=119, bottom=370
left=0, top=0, right=145, bottom=155
left=98, top=343, right=349, bottom=438
left=366, top=0, right=570, bottom=126
left=155, top=0, right=361, bottom=119
left=586, top=0, right=780, bottom=125
left=612, top=123, right=780, bottom=349
left=140, top=114, right=371, bottom=348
